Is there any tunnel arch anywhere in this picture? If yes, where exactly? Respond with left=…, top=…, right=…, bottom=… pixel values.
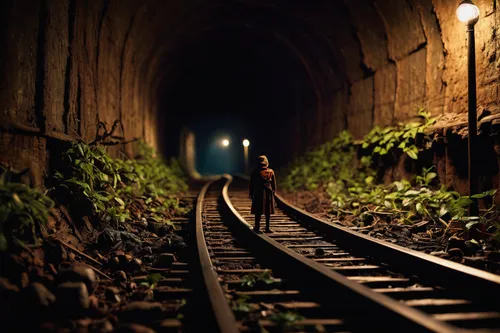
left=0, top=0, right=498, bottom=184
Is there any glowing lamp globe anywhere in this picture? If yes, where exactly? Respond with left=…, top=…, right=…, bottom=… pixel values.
left=222, top=139, right=230, bottom=147
left=456, top=0, right=479, bottom=25
left=243, top=139, right=250, bottom=147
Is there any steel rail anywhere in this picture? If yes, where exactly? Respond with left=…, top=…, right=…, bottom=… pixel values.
left=195, top=177, right=239, bottom=333
left=275, top=191, right=500, bottom=301
left=222, top=175, right=458, bottom=332
left=234, top=173, right=500, bottom=302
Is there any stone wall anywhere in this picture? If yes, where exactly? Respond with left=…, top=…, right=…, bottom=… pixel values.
left=0, top=0, right=170, bottom=186
left=0, top=0, right=498, bottom=190
left=312, top=0, right=499, bottom=143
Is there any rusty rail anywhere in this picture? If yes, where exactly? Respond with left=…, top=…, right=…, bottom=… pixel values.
left=195, top=177, right=239, bottom=333
left=222, top=175, right=458, bottom=332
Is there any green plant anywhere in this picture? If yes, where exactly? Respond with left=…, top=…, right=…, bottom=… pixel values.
left=240, top=270, right=274, bottom=287
left=54, top=140, right=188, bottom=227
left=0, top=166, right=54, bottom=250
left=232, top=295, right=255, bottom=313
left=281, top=109, right=500, bottom=240
left=282, top=131, right=371, bottom=192
left=267, top=311, right=304, bottom=330
left=139, top=273, right=163, bottom=289
left=361, top=108, right=437, bottom=160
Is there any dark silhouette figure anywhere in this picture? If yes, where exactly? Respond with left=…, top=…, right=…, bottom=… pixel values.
left=249, top=155, right=277, bottom=233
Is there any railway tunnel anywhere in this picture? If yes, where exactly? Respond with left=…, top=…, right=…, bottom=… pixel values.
left=1, top=0, right=500, bottom=332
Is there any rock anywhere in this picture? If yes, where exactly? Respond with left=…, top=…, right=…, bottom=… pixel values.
left=120, top=301, right=164, bottom=323
left=108, top=256, right=121, bottom=270
left=55, top=282, right=90, bottom=315
left=20, top=272, right=30, bottom=288
left=0, top=277, right=20, bottom=294
left=314, top=248, right=325, bottom=256
left=400, top=228, right=411, bottom=238
left=114, top=323, right=156, bottom=333
left=447, top=248, right=464, bottom=262
left=25, top=282, right=56, bottom=308
left=128, top=258, right=143, bottom=273
left=157, top=225, right=171, bottom=237
left=464, top=240, right=481, bottom=256
left=58, top=264, right=97, bottom=293
left=127, top=282, right=137, bottom=292
left=147, top=222, right=162, bottom=234
left=105, top=287, right=121, bottom=303
left=98, top=229, right=142, bottom=249
left=164, top=235, right=186, bottom=252
left=119, top=254, right=134, bottom=266
left=140, top=247, right=153, bottom=256
left=89, top=294, right=100, bottom=310
left=114, top=271, right=128, bottom=284
left=154, top=253, right=175, bottom=268
left=447, top=235, right=466, bottom=252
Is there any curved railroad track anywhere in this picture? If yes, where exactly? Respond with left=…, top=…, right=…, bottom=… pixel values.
left=220, top=175, right=500, bottom=332
left=192, top=175, right=500, bottom=332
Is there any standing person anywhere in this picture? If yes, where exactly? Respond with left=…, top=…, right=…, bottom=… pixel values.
left=249, top=155, right=277, bottom=233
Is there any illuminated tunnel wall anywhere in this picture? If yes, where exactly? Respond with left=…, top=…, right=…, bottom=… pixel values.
left=0, top=0, right=499, bottom=188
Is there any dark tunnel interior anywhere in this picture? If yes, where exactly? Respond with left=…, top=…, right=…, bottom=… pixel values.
left=1, top=1, right=500, bottom=332
left=158, top=24, right=317, bottom=174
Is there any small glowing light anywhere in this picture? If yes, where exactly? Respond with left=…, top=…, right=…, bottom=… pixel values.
left=222, top=139, right=230, bottom=147
left=456, top=1, right=479, bottom=25
left=243, top=139, right=250, bottom=147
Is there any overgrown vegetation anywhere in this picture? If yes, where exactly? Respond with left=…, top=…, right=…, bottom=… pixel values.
left=0, top=139, right=188, bottom=251
left=0, top=166, right=54, bottom=250
left=282, top=110, right=499, bottom=242
left=240, top=269, right=274, bottom=287
left=267, top=311, right=305, bottom=331
left=54, top=140, right=188, bottom=227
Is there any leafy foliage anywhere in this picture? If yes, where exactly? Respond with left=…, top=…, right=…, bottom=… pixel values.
left=267, top=311, right=304, bottom=330
left=281, top=109, right=499, bottom=240
left=240, top=270, right=274, bottom=287
left=361, top=108, right=437, bottom=160
left=282, top=131, right=372, bottom=191
left=231, top=295, right=255, bottom=313
left=54, top=140, right=188, bottom=226
left=139, top=273, right=163, bottom=289
left=0, top=166, right=54, bottom=250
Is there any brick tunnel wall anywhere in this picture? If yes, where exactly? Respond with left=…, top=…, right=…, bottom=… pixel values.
left=0, top=0, right=499, bottom=188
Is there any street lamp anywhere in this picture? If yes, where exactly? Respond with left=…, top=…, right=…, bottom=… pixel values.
left=456, top=0, right=480, bottom=215
left=243, top=139, right=250, bottom=174
left=222, top=138, right=230, bottom=147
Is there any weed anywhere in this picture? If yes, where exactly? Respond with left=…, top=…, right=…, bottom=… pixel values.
left=139, top=273, right=163, bottom=289
left=267, top=311, right=304, bottom=330
left=240, top=270, right=274, bottom=287
left=0, top=166, right=54, bottom=250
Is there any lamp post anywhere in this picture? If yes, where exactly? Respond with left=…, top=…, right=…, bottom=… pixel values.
left=243, top=139, right=250, bottom=174
left=221, top=138, right=230, bottom=147
left=456, top=0, right=480, bottom=215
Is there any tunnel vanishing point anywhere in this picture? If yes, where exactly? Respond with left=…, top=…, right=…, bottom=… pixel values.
left=0, top=0, right=499, bottom=194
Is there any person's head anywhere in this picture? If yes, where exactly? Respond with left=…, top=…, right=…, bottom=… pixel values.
left=257, top=155, right=269, bottom=168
